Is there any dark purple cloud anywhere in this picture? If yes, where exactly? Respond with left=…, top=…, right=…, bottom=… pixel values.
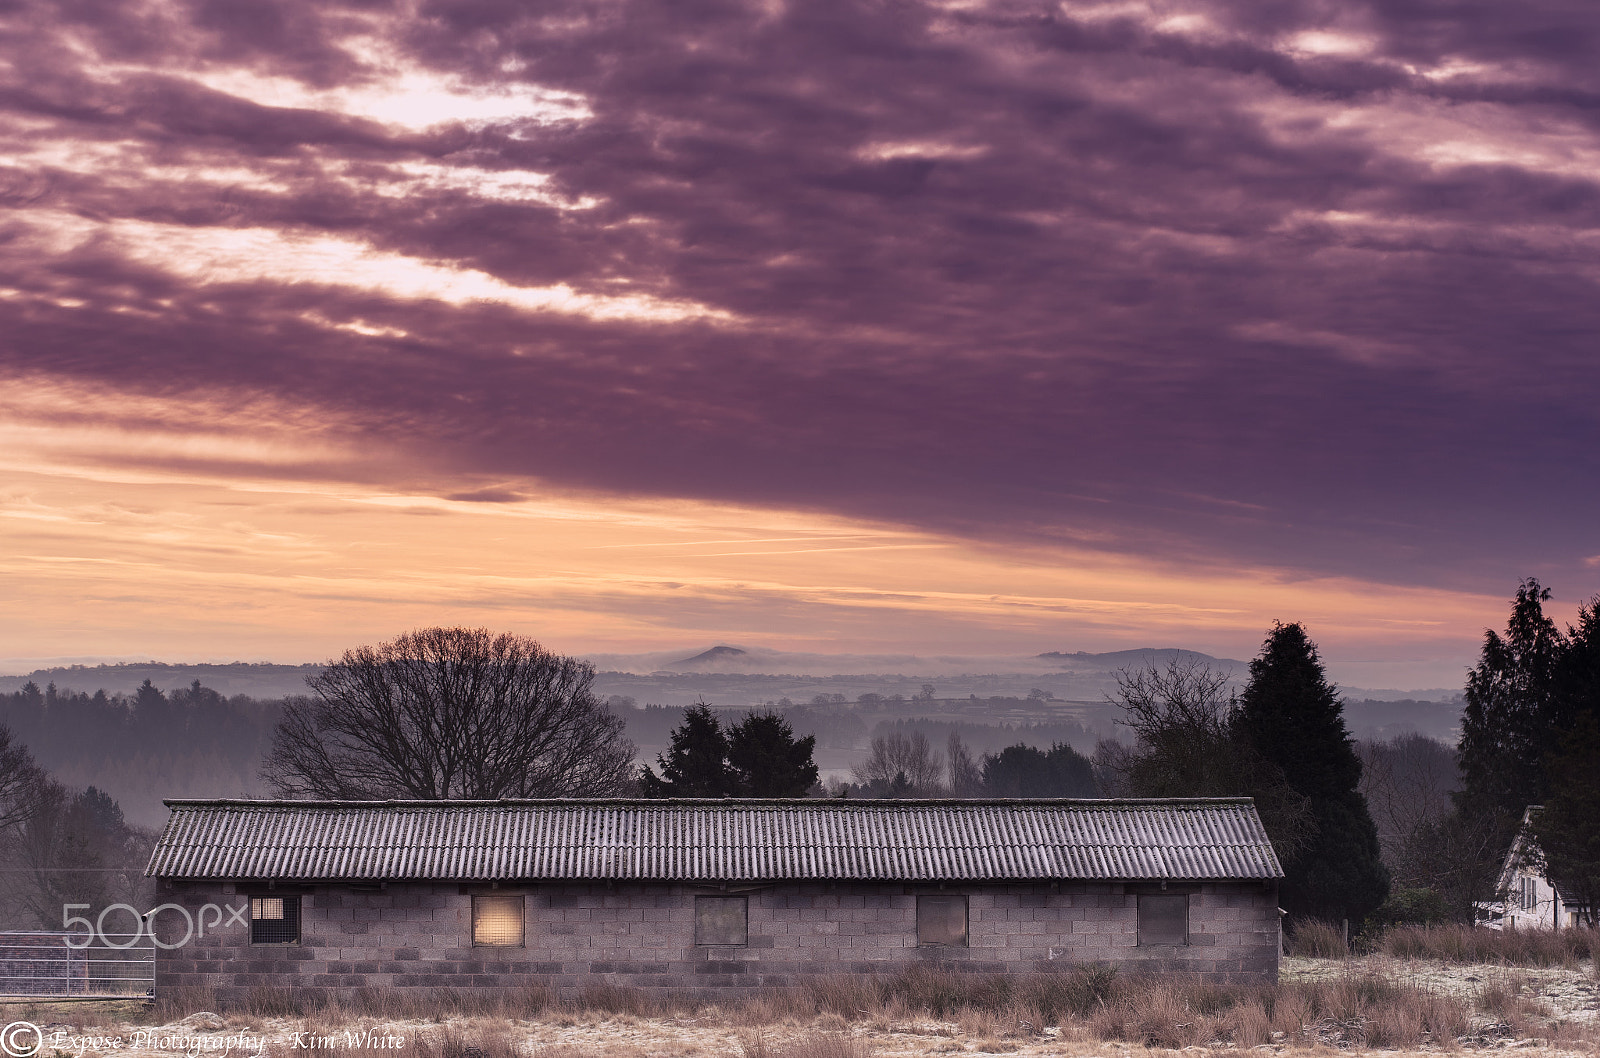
left=2, top=0, right=1598, bottom=594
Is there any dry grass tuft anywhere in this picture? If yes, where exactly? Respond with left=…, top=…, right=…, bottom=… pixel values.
left=728, top=990, right=814, bottom=1026
left=1290, top=918, right=1348, bottom=958
left=150, top=984, right=222, bottom=1023
left=573, top=982, right=680, bottom=1018
left=1474, top=973, right=1551, bottom=1035
left=1059, top=968, right=1474, bottom=1049
left=1376, top=923, right=1600, bottom=967
left=1217, top=996, right=1273, bottom=1047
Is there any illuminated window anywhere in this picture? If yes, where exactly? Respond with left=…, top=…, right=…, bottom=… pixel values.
left=250, top=896, right=300, bottom=944
left=472, top=895, right=525, bottom=947
left=916, top=895, right=968, bottom=947
left=1137, top=894, right=1187, bottom=946
left=695, top=896, right=748, bottom=946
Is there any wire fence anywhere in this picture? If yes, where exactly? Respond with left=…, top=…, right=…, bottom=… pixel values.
left=0, top=930, right=154, bottom=998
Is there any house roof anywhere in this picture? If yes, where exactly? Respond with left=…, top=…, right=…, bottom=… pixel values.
left=1497, top=805, right=1593, bottom=911
left=146, top=797, right=1283, bottom=883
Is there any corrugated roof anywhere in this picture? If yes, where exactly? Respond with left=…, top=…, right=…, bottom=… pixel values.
left=147, top=798, right=1282, bottom=883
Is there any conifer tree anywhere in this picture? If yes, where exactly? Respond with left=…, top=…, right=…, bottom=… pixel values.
left=1234, top=622, right=1388, bottom=924
left=727, top=712, right=818, bottom=797
left=1458, top=579, right=1566, bottom=820
left=980, top=743, right=1098, bottom=797
left=639, top=702, right=732, bottom=796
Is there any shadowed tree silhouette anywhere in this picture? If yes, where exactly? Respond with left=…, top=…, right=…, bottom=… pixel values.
left=728, top=712, right=818, bottom=797
left=642, top=706, right=820, bottom=797
left=1459, top=579, right=1567, bottom=821
left=0, top=725, right=49, bottom=834
left=1234, top=622, right=1388, bottom=926
left=640, top=702, right=733, bottom=796
left=980, top=742, right=1098, bottom=798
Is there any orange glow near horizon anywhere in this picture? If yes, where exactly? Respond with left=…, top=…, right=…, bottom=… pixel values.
left=1, top=440, right=1512, bottom=686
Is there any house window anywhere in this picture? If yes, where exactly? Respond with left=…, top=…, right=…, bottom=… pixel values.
left=1137, top=894, right=1188, bottom=946
left=250, top=896, right=300, bottom=944
left=916, top=895, right=968, bottom=947
left=472, top=895, right=525, bottom=947
left=695, top=896, right=748, bottom=946
left=1519, top=877, right=1537, bottom=911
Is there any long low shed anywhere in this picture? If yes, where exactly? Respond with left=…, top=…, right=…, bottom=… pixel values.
left=146, top=798, right=1283, bottom=996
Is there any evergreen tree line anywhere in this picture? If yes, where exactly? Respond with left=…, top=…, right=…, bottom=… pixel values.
left=0, top=679, right=285, bottom=927
left=0, top=678, right=282, bottom=777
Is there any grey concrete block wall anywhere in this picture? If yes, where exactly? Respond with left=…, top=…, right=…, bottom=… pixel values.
left=150, top=880, right=1279, bottom=998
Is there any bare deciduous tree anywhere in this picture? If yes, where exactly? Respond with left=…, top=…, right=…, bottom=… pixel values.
left=0, top=726, right=49, bottom=834
left=1358, top=733, right=1459, bottom=868
left=853, top=731, right=944, bottom=792
left=262, top=628, right=635, bottom=799
left=1108, top=657, right=1315, bottom=866
left=947, top=732, right=984, bottom=796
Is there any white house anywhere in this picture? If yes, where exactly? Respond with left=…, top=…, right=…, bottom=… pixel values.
left=1475, top=806, right=1592, bottom=930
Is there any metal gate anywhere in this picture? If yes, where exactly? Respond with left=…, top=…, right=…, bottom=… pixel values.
left=0, top=931, right=153, bottom=998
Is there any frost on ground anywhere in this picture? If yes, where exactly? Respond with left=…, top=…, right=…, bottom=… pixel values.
left=1282, top=955, right=1600, bottom=1025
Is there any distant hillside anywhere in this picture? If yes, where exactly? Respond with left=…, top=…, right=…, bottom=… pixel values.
left=1036, top=647, right=1244, bottom=670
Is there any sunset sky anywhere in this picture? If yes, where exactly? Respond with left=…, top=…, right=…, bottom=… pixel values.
left=2, top=0, right=1597, bottom=685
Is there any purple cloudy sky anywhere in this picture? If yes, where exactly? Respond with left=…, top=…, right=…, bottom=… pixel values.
left=1, top=0, right=1596, bottom=676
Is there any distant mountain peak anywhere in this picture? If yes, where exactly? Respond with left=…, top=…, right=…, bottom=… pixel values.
left=667, top=645, right=749, bottom=669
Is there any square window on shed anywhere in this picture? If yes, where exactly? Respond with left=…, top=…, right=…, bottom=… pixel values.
left=250, top=896, right=300, bottom=944
left=695, top=896, right=748, bottom=946
left=1137, top=894, right=1188, bottom=946
left=473, top=895, right=525, bottom=947
left=916, top=895, right=968, bottom=947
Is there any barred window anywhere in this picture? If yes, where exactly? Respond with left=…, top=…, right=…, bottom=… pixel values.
left=695, top=896, right=748, bottom=946
left=473, top=895, right=526, bottom=947
left=250, top=896, right=300, bottom=944
left=1137, top=894, right=1187, bottom=946
left=916, top=895, right=968, bottom=947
